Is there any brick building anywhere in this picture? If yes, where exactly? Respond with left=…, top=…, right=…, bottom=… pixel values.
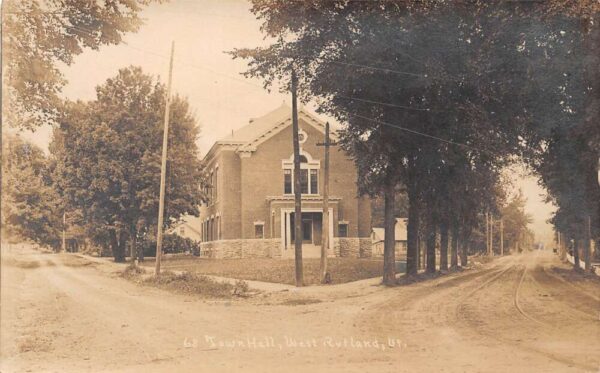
left=198, top=103, right=372, bottom=258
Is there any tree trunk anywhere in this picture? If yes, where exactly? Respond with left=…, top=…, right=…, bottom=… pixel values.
left=573, top=238, right=580, bottom=270
left=460, top=229, right=469, bottom=267
left=450, top=220, right=459, bottom=270
left=439, top=218, right=449, bottom=272
left=425, top=211, right=437, bottom=274
left=129, top=227, right=137, bottom=265
left=406, top=184, right=420, bottom=276
left=138, top=233, right=144, bottom=263
left=111, top=229, right=126, bottom=263
left=584, top=216, right=591, bottom=271
left=382, top=180, right=396, bottom=286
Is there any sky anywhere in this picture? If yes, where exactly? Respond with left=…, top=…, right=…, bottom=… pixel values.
left=10, top=0, right=557, bottom=246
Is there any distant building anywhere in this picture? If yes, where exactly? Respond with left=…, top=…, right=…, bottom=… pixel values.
left=170, top=218, right=202, bottom=242
left=371, top=218, right=408, bottom=256
left=198, top=104, right=372, bottom=258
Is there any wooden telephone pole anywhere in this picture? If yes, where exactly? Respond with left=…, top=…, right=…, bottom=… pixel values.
left=317, top=122, right=336, bottom=283
left=154, top=41, right=175, bottom=276
left=291, top=68, right=304, bottom=287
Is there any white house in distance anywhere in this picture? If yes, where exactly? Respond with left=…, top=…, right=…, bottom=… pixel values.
left=170, top=216, right=202, bottom=242
left=371, top=218, right=408, bottom=257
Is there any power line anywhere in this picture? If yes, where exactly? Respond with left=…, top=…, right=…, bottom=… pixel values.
left=65, top=25, right=266, bottom=90
left=63, top=24, right=494, bottom=155
left=337, top=95, right=434, bottom=112
left=346, top=112, right=494, bottom=155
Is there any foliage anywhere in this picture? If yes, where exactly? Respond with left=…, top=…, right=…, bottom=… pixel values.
left=50, top=66, right=206, bottom=261
left=230, top=1, right=551, bottom=276
left=140, top=271, right=247, bottom=299
left=1, top=135, right=62, bottom=249
left=139, top=233, right=201, bottom=257
left=1, top=0, right=160, bottom=130
left=500, top=191, right=534, bottom=253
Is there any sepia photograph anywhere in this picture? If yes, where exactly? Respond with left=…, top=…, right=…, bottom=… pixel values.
left=1, top=0, right=599, bottom=372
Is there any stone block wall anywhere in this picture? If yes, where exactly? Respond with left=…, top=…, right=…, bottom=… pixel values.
left=200, top=239, right=280, bottom=259
left=333, top=238, right=373, bottom=258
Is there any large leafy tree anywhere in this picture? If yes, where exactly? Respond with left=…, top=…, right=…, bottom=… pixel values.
left=1, top=135, right=62, bottom=248
left=51, top=66, right=205, bottom=262
left=1, top=0, right=160, bottom=130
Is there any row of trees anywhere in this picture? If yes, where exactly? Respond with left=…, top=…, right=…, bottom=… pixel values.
left=233, top=1, right=599, bottom=282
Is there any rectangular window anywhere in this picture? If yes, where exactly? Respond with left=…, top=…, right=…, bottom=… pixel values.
left=214, top=167, right=218, bottom=201
left=284, top=169, right=292, bottom=194
left=300, top=169, right=309, bottom=194
left=339, top=223, right=348, bottom=238
left=310, top=169, right=318, bottom=194
left=255, top=224, right=264, bottom=239
left=211, top=171, right=215, bottom=201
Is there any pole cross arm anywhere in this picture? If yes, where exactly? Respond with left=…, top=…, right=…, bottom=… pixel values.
left=316, top=141, right=338, bottom=147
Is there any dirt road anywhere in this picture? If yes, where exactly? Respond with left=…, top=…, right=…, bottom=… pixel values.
left=1, top=249, right=598, bottom=372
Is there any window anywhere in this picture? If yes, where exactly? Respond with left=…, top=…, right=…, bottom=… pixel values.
left=282, top=151, right=320, bottom=195
left=284, top=169, right=292, bottom=194
left=310, top=169, right=318, bottom=194
left=218, top=216, right=221, bottom=240
left=255, top=223, right=264, bottom=239
left=339, top=223, right=348, bottom=237
left=212, top=171, right=216, bottom=201
left=214, top=167, right=218, bottom=201
left=300, top=169, right=309, bottom=194
left=179, top=226, right=185, bottom=236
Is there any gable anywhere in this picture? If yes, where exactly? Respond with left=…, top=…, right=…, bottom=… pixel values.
left=236, top=110, right=334, bottom=156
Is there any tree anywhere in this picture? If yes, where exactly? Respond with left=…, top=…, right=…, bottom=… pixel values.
left=500, top=191, right=534, bottom=254
left=51, top=66, right=205, bottom=262
left=1, top=135, right=62, bottom=248
left=1, top=0, right=159, bottom=130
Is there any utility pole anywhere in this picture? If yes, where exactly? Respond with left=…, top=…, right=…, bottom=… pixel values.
left=62, top=211, right=66, bottom=252
left=317, top=122, right=337, bottom=283
left=500, top=218, right=504, bottom=256
left=154, top=41, right=175, bottom=276
left=291, top=68, right=303, bottom=287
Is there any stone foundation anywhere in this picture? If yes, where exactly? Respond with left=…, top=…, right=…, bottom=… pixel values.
left=200, top=239, right=280, bottom=259
left=333, top=237, right=373, bottom=258
left=201, top=238, right=371, bottom=259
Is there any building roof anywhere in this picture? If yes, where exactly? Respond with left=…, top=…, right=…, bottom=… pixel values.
left=372, top=218, right=408, bottom=243
left=221, top=103, right=292, bottom=143
left=204, top=103, right=338, bottom=161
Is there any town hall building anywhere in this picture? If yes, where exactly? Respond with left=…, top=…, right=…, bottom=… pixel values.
left=198, top=103, right=372, bottom=259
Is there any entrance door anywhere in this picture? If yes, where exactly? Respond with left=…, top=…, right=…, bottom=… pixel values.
left=290, top=212, right=315, bottom=244
left=302, top=218, right=313, bottom=243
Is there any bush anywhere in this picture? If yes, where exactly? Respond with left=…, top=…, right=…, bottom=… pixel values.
left=142, top=271, right=248, bottom=298
left=140, top=234, right=201, bottom=257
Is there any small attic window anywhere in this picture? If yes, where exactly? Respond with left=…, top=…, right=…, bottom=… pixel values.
left=299, top=155, right=308, bottom=163
left=298, top=129, right=308, bottom=144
